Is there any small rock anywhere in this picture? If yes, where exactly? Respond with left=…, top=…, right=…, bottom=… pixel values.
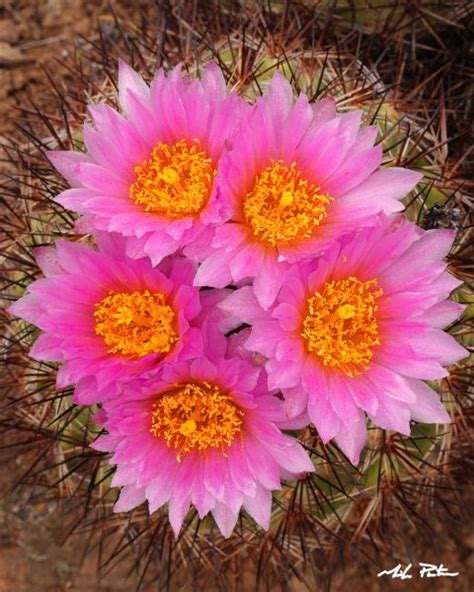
left=0, top=42, right=30, bottom=68
left=0, top=19, right=19, bottom=44
left=465, top=532, right=474, bottom=550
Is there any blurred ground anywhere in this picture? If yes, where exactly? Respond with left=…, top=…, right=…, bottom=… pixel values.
left=0, top=434, right=133, bottom=591
left=0, top=0, right=97, bottom=138
left=0, top=1, right=472, bottom=591
left=1, top=432, right=472, bottom=590
left=0, top=3, right=142, bottom=589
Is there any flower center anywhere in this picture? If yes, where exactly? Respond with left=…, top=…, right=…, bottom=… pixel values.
left=129, top=138, right=216, bottom=219
left=301, top=276, right=383, bottom=377
left=94, top=290, right=178, bottom=358
left=150, top=382, right=244, bottom=460
left=242, top=160, right=333, bottom=247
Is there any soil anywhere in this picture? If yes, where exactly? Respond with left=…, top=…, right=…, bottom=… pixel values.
left=0, top=3, right=141, bottom=588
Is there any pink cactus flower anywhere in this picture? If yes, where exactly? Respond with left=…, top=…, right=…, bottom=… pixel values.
left=7, top=236, right=202, bottom=404
left=92, top=332, right=314, bottom=538
left=192, top=72, right=422, bottom=309
left=220, top=216, right=467, bottom=464
left=48, top=61, right=246, bottom=265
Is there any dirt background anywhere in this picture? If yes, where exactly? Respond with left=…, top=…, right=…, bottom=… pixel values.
left=0, top=1, right=473, bottom=591
left=0, top=3, right=161, bottom=589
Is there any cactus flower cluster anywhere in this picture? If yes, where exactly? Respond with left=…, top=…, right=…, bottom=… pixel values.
left=8, top=61, right=466, bottom=537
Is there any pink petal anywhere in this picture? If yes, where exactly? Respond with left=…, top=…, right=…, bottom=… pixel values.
left=244, top=436, right=282, bottom=490
left=375, top=347, right=448, bottom=380
left=253, top=255, right=286, bottom=310
left=327, top=376, right=360, bottom=429
left=219, top=286, right=269, bottom=325
left=245, top=321, right=284, bottom=357
left=379, top=229, right=455, bottom=293
left=73, top=162, right=128, bottom=196
left=47, top=150, right=92, bottom=186
left=227, top=445, right=257, bottom=498
left=29, top=333, right=64, bottom=361
left=281, top=93, right=313, bottom=161
left=336, top=168, right=422, bottom=213
left=365, top=363, right=416, bottom=403
left=83, top=124, right=133, bottom=179
left=405, top=379, right=450, bottom=424
left=55, top=188, right=99, bottom=212
left=90, top=433, right=121, bottom=452
left=114, top=485, right=147, bottom=513
left=384, top=323, right=467, bottom=365
left=264, top=71, right=294, bottom=135
left=88, top=103, right=149, bottom=164
left=267, top=359, right=302, bottom=389
left=335, top=410, right=367, bottom=465
left=33, top=246, right=63, bottom=276
left=168, top=494, right=191, bottom=536
left=325, top=145, right=383, bottom=196
left=201, top=62, right=227, bottom=101
left=415, top=300, right=465, bottom=328
left=369, top=396, right=411, bottom=435
left=272, top=302, right=301, bottom=331
left=306, top=368, right=341, bottom=442
left=7, top=294, right=42, bottom=324
left=282, top=385, right=309, bottom=419
left=212, top=503, right=239, bottom=538
left=229, top=243, right=262, bottom=280
left=118, top=59, right=150, bottom=117
left=311, top=96, right=336, bottom=124
left=111, top=462, right=140, bottom=487
left=243, top=484, right=272, bottom=530
left=346, top=378, right=379, bottom=416
left=194, top=250, right=233, bottom=288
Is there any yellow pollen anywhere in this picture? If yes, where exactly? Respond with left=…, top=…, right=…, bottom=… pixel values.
left=337, top=304, right=356, bottom=319
left=301, top=276, right=384, bottom=377
left=129, top=138, right=216, bottom=219
left=280, top=190, right=294, bottom=207
left=94, top=289, right=178, bottom=358
left=242, top=160, right=333, bottom=247
left=179, top=419, right=197, bottom=436
left=160, top=166, right=180, bottom=186
left=150, top=382, right=244, bottom=461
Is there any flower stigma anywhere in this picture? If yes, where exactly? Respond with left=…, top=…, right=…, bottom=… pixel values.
left=94, top=289, right=178, bottom=358
left=150, top=382, right=244, bottom=460
left=130, top=138, right=216, bottom=218
left=301, top=276, right=383, bottom=376
left=243, top=160, right=333, bottom=247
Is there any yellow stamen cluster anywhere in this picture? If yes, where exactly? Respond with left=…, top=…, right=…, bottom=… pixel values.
left=129, top=138, right=216, bottom=218
left=243, top=160, right=333, bottom=247
left=94, top=289, right=178, bottom=358
left=301, top=276, right=383, bottom=377
left=150, top=382, right=244, bottom=460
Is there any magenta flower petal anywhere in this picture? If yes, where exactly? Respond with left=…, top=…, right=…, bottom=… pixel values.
left=47, top=150, right=93, bottom=186
left=228, top=215, right=466, bottom=464
left=212, top=503, right=239, bottom=537
left=334, top=410, right=367, bottom=465
left=8, top=241, right=203, bottom=404
left=195, top=71, right=422, bottom=309
left=114, top=485, right=147, bottom=513
left=93, top=348, right=314, bottom=538
left=48, top=62, right=247, bottom=266
left=243, top=484, right=272, bottom=530
left=404, top=379, right=451, bottom=424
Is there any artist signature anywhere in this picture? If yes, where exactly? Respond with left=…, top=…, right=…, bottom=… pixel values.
left=377, top=563, right=459, bottom=580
